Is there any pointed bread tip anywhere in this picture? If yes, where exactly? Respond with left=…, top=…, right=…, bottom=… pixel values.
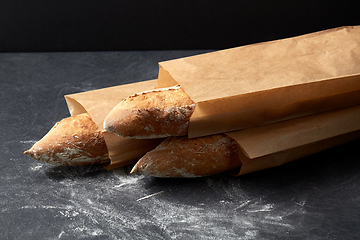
left=103, top=117, right=115, bottom=134
left=103, top=118, right=109, bottom=132
left=130, top=164, right=139, bottom=174
left=23, top=150, right=31, bottom=156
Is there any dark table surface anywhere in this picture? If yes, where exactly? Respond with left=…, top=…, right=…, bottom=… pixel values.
left=1, top=50, right=360, bottom=240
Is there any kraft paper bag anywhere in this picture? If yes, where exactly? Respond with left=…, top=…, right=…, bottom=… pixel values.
left=226, top=105, right=360, bottom=175
left=158, top=26, right=360, bottom=138
left=65, top=81, right=360, bottom=175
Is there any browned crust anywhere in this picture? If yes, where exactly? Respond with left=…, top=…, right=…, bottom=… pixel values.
left=104, top=85, right=196, bottom=139
left=131, top=134, right=242, bottom=177
left=24, top=113, right=110, bottom=166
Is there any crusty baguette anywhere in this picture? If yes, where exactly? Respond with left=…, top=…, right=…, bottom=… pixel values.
left=24, top=113, right=110, bottom=166
left=103, top=85, right=196, bottom=139
left=130, top=134, right=242, bottom=177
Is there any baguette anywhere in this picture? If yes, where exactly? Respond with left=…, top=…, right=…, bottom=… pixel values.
left=103, top=85, right=195, bottom=139
left=130, top=134, right=242, bottom=177
left=24, top=113, right=110, bottom=166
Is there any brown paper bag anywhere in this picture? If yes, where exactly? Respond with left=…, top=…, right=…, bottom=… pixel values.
left=65, top=80, right=359, bottom=175
left=64, top=80, right=164, bottom=170
left=226, top=105, right=360, bottom=175
left=158, top=26, right=360, bottom=138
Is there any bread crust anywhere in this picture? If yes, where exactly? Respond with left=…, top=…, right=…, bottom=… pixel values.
left=24, top=113, right=110, bottom=166
left=130, top=134, right=242, bottom=177
left=104, top=85, right=196, bottom=139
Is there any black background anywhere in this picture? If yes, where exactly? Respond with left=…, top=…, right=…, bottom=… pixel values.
left=1, top=0, right=359, bottom=52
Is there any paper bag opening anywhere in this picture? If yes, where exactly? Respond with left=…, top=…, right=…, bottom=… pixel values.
left=64, top=80, right=164, bottom=170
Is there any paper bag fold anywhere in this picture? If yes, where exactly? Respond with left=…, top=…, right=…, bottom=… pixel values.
left=158, top=26, right=360, bottom=138
left=64, top=80, right=163, bottom=170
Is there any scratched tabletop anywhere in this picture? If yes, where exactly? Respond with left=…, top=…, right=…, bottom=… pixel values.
left=1, top=50, right=359, bottom=240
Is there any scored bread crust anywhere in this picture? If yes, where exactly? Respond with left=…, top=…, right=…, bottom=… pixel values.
left=24, top=113, right=110, bottom=166
left=130, top=134, right=242, bottom=177
left=104, top=85, right=196, bottom=139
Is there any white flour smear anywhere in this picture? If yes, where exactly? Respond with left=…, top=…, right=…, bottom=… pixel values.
left=20, top=140, right=38, bottom=144
left=144, top=197, right=305, bottom=239
left=13, top=163, right=307, bottom=239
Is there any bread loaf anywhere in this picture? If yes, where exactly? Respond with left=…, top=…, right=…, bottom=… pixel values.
left=103, top=85, right=195, bottom=139
left=130, top=134, right=242, bottom=177
left=24, top=113, right=110, bottom=166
